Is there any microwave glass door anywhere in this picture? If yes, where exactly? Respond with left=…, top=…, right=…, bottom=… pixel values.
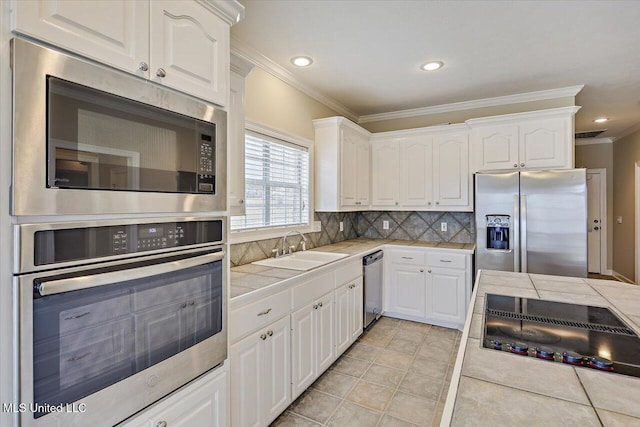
left=31, top=258, right=222, bottom=418
left=47, top=77, right=216, bottom=194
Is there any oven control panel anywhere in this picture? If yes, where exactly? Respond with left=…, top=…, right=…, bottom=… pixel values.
left=34, top=220, right=224, bottom=266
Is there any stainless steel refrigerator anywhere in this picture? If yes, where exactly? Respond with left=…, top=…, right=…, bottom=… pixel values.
left=475, top=169, right=587, bottom=277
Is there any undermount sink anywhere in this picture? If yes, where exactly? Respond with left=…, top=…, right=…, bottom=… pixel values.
left=252, top=251, right=349, bottom=271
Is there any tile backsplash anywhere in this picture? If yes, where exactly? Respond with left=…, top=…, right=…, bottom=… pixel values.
left=230, top=211, right=475, bottom=267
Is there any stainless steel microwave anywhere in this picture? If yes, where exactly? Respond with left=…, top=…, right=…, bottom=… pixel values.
left=12, top=38, right=227, bottom=216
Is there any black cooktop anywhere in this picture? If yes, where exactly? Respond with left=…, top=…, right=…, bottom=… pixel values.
left=483, top=294, right=640, bottom=377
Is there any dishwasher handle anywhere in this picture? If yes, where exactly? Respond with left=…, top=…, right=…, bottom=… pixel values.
left=363, top=250, right=384, bottom=266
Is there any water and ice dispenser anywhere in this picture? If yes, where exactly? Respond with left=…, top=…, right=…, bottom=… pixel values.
left=486, top=215, right=510, bottom=250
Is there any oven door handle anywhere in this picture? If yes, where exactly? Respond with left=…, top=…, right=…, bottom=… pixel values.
left=36, top=251, right=225, bottom=296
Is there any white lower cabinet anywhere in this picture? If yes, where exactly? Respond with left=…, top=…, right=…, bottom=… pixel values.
left=230, top=316, right=290, bottom=427
left=384, top=247, right=472, bottom=330
left=335, top=277, right=363, bottom=356
left=121, top=364, right=228, bottom=427
left=291, top=291, right=335, bottom=399
left=387, top=265, right=426, bottom=318
left=426, top=267, right=467, bottom=327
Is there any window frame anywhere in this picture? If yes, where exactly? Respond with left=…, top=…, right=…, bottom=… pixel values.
left=230, top=121, right=316, bottom=244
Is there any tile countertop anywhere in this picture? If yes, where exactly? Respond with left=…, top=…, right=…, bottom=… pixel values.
left=441, top=270, right=640, bottom=427
left=229, top=238, right=475, bottom=304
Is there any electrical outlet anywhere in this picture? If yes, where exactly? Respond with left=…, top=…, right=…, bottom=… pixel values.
left=617, top=216, right=623, bottom=224
left=339, top=221, right=344, bottom=232
left=441, top=222, right=448, bottom=232
left=383, top=220, right=389, bottom=230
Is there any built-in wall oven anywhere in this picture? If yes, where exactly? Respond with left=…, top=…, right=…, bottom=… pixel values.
left=13, top=217, right=227, bottom=427
left=12, top=38, right=227, bottom=216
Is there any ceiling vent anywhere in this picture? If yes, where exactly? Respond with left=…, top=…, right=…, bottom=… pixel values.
left=575, top=130, right=606, bottom=139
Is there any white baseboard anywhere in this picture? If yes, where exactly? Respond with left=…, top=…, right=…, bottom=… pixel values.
left=602, top=269, right=613, bottom=276
left=612, top=270, right=636, bottom=284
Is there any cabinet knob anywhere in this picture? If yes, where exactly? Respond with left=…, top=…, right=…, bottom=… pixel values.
left=313, top=304, right=318, bottom=310
left=395, top=201, right=399, bottom=205
left=267, top=330, right=273, bottom=336
left=260, top=334, right=267, bottom=340
left=513, top=163, right=518, bottom=168
left=428, top=269, right=432, bottom=273
left=139, top=62, right=149, bottom=72
left=156, top=421, right=167, bottom=427
left=420, top=269, right=424, bottom=273
left=594, top=226, right=600, bottom=231
left=520, top=162, right=525, bottom=167
left=180, top=303, right=187, bottom=309
left=318, top=302, right=323, bottom=307
left=156, top=68, right=167, bottom=78
left=239, top=199, right=244, bottom=204
left=436, top=201, right=440, bottom=205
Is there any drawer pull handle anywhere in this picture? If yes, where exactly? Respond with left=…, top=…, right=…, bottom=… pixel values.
left=64, top=311, right=91, bottom=320
left=401, top=256, right=413, bottom=259
left=68, top=352, right=92, bottom=362
left=257, top=308, right=272, bottom=316
left=440, top=259, right=452, bottom=263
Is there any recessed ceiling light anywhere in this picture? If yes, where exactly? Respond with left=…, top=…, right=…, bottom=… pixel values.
left=421, top=61, right=444, bottom=71
left=291, top=56, right=313, bottom=67
left=593, top=117, right=608, bottom=123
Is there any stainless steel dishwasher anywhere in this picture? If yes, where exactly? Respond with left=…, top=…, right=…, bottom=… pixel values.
left=363, top=250, right=383, bottom=329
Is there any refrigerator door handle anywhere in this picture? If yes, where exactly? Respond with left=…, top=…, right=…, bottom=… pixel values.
left=521, top=194, right=528, bottom=273
left=513, top=195, right=520, bottom=272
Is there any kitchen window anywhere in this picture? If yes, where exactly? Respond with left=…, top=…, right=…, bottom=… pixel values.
left=231, top=129, right=311, bottom=234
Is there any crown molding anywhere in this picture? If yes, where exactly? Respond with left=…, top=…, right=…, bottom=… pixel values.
left=575, top=137, right=614, bottom=146
left=230, top=36, right=359, bottom=122
left=358, top=85, right=584, bottom=124
left=466, top=106, right=581, bottom=127
left=312, top=116, right=371, bottom=136
left=198, top=0, right=244, bottom=26
left=616, top=121, right=640, bottom=142
left=230, top=52, right=254, bottom=77
left=370, top=123, right=470, bottom=140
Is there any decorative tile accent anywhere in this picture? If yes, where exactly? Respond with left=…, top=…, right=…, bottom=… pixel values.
left=230, top=210, right=475, bottom=266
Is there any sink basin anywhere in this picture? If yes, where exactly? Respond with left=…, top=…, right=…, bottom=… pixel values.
left=252, top=251, right=349, bottom=271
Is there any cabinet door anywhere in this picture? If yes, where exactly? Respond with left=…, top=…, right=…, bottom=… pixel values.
left=340, top=127, right=359, bottom=207
left=263, top=316, right=292, bottom=425
left=433, top=134, right=469, bottom=207
left=335, top=283, right=351, bottom=356
left=356, top=139, right=370, bottom=205
left=150, top=0, right=229, bottom=106
left=400, top=137, right=433, bottom=208
left=371, top=140, right=400, bottom=207
left=350, top=278, right=364, bottom=343
left=230, top=332, right=262, bottom=427
left=13, top=0, right=149, bottom=77
left=316, top=293, right=335, bottom=374
left=427, top=267, right=466, bottom=326
left=519, top=119, right=567, bottom=169
left=471, top=125, right=519, bottom=171
left=389, top=265, right=426, bottom=317
left=228, top=72, right=246, bottom=215
left=291, top=305, right=315, bottom=398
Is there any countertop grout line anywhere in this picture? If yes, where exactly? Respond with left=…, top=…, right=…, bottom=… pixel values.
left=573, top=366, right=605, bottom=427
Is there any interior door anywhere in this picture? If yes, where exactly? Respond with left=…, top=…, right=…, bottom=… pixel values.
left=587, top=171, right=603, bottom=273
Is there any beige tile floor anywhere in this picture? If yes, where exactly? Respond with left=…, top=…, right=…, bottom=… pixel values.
left=271, top=317, right=461, bottom=427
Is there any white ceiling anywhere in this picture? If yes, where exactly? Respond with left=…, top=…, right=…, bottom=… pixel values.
left=232, top=0, right=640, bottom=139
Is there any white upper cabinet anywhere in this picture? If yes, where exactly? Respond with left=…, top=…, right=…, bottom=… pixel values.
left=400, top=137, right=433, bottom=208
left=371, top=140, right=400, bottom=207
left=150, top=1, right=229, bottom=106
left=12, top=0, right=243, bottom=106
left=371, top=126, right=471, bottom=211
left=469, top=107, right=580, bottom=172
left=228, top=54, right=255, bottom=216
left=314, top=117, right=371, bottom=211
left=12, top=0, right=149, bottom=77
left=433, top=133, right=469, bottom=207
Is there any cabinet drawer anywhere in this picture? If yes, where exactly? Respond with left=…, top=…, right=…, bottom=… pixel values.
left=230, top=290, right=290, bottom=342
left=292, top=272, right=334, bottom=309
left=426, top=252, right=466, bottom=269
left=389, top=250, right=425, bottom=265
left=335, top=259, right=362, bottom=286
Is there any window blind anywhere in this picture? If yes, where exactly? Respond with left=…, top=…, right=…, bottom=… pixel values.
left=231, top=131, right=310, bottom=230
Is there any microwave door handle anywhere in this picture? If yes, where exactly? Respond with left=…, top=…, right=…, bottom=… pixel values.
left=36, top=251, right=225, bottom=297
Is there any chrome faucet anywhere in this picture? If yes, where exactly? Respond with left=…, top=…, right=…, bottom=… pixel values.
left=282, top=230, right=307, bottom=255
